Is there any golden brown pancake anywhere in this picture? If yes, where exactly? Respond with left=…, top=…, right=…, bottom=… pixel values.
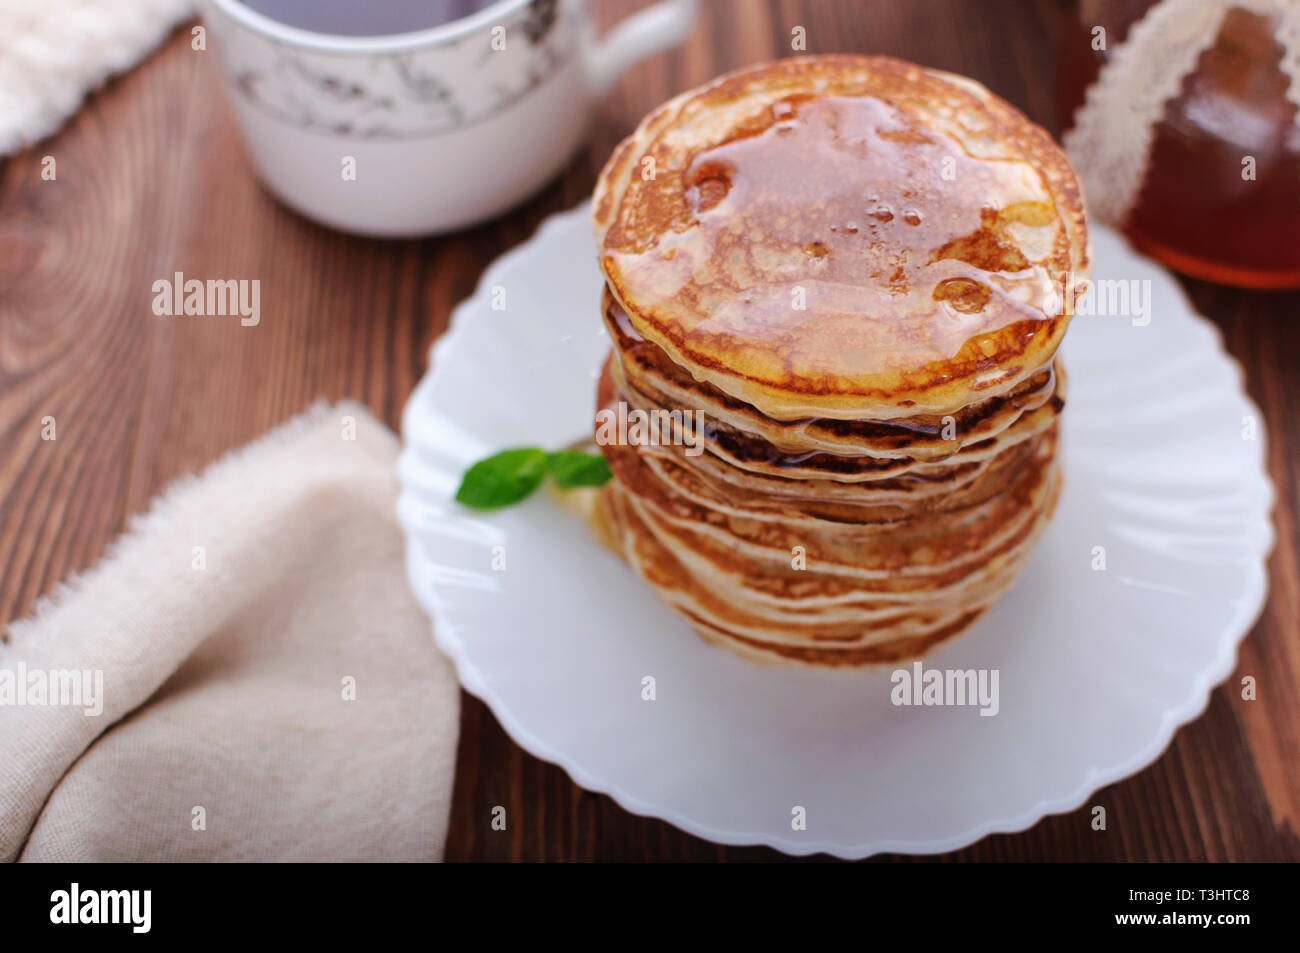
left=603, top=287, right=1064, bottom=462
left=588, top=54, right=1086, bottom=666
left=602, top=472, right=1060, bottom=664
left=593, top=55, right=1089, bottom=421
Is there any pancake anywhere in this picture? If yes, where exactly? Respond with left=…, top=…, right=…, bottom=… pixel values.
left=603, top=288, right=1065, bottom=464
left=609, top=350, right=1064, bottom=485
left=593, top=55, right=1090, bottom=421
left=599, top=355, right=1062, bottom=520
left=587, top=54, right=1087, bottom=666
left=602, top=472, right=1060, bottom=664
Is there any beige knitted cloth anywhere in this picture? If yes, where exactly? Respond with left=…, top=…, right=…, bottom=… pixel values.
left=0, top=0, right=195, bottom=155
left=0, top=403, right=459, bottom=861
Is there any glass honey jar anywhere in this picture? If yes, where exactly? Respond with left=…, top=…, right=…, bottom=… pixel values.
left=1058, top=0, right=1300, bottom=289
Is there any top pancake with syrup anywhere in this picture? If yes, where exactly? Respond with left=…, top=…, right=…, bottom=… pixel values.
left=592, top=55, right=1090, bottom=421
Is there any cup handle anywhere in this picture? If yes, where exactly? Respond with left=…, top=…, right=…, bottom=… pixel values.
left=586, top=0, right=699, bottom=97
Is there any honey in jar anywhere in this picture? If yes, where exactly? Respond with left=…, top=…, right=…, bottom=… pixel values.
left=1058, top=0, right=1300, bottom=289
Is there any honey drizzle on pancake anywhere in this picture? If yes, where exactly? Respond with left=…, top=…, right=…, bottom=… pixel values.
left=605, top=93, right=1063, bottom=383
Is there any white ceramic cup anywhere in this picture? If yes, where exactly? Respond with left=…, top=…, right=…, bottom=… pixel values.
left=201, top=0, right=698, bottom=236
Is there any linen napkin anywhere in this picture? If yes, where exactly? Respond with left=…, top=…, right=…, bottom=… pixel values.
left=0, top=401, right=459, bottom=862
left=0, top=0, right=195, bottom=155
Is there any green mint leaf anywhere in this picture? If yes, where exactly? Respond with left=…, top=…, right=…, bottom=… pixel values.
left=455, top=447, right=548, bottom=509
left=546, top=450, right=613, bottom=489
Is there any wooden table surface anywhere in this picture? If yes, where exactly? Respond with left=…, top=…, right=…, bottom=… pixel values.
left=1, top=0, right=1296, bottom=862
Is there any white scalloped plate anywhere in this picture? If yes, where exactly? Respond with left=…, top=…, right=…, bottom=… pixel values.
left=397, top=206, right=1273, bottom=858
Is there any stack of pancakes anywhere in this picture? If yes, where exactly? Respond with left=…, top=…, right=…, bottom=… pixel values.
left=590, top=55, right=1090, bottom=665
